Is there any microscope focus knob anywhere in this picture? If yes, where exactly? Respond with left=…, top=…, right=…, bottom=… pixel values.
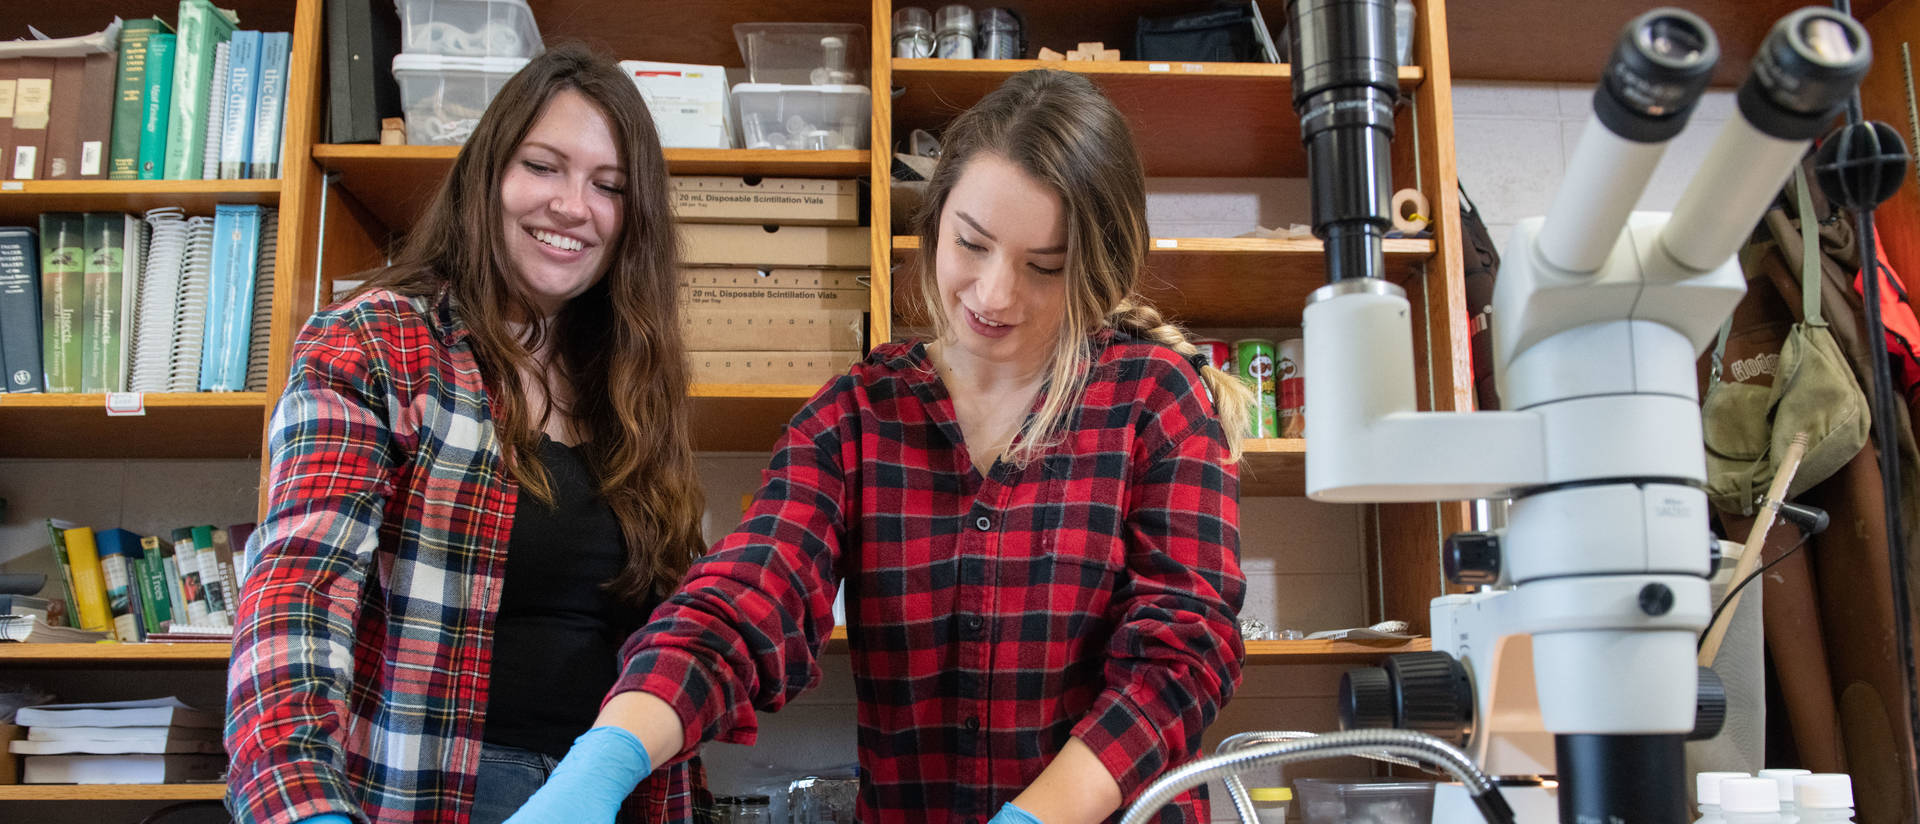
left=1444, top=532, right=1501, bottom=586
left=1337, top=666, right=1396, bottom=730
left=1691, top=666, right=1728, bottom=741
left=1384, top=652, right=1474, bottom=743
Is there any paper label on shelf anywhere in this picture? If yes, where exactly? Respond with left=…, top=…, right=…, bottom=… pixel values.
left=104, top=393, right=146, bottom=416
left=1182, top=63, right=1205, bottom=72
left=1154, top=239, right=1179, bottom=248
left=0, top=181, right=18, bottom=191
left=1148, top=63, right=1171, bottom=72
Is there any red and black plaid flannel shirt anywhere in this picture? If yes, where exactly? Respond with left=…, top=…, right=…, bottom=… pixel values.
left=226, top=289, right=701, bottom=824
left=614, top=333, right=1246, bottom=824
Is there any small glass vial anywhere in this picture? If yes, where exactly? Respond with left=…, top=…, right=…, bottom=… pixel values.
left=1759, top=769, right=1812, bottom=824
left=936, top=5, right=976, bottom=59
left=1721, top=778, right=1784, bottom=824
left=978, top=8, right=1022, bottom=60
left=1697, top=772, right=1753, bottom=824
left=1794, top=774, right=1855, bottom=824
left=1248, top=787, right=1291, bottom=824
left=894, top=7, right=935, bottom=58
left=733, top=794, right=771, bottom=824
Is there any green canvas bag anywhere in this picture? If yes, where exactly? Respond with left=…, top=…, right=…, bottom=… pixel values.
left=1703, top=166, right=1871, bottom=515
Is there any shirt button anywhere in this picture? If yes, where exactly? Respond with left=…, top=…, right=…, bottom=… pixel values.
left=964, top=614, right=984, bottom=633
left=975, top=515, right=992, bottom=531
left=964, top=716, right=980, bottom=732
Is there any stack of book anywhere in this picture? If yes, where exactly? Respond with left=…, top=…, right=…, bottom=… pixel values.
left=12, top=698, right=224, bottom=784
left=0, top=204, right=277, bottom=394
left=34, top=519, right=246, bottom=643
left=0, top=5, right=290, bottom=181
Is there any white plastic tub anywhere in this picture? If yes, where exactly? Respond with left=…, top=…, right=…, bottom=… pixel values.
left=732, top=83, right=870, bottom=151
left=396, top=0, right=544, bottom=58
left=392, top=53, right=530, bottom=145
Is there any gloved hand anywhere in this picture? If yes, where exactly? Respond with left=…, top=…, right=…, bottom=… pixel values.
left=503, top=726, right=654, bottom=823
left=298, top=816, right=354, bottom=824
left=989, top=801, right=1044, bottom=824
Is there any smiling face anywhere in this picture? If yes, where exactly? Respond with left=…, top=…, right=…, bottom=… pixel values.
left=498, top=88, right=627, bottom=317
left=934, top=152, right=1071, bottom=370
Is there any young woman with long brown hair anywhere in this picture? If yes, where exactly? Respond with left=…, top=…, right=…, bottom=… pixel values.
left=225, top=45, right=706, bottom=824
left=507, top=68, right=1253, bottom=824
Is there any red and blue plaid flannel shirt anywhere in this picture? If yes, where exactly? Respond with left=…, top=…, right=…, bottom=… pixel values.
left=615, top=334, right=1245, bottom=824
left=226, top=289, right=701, bottom=824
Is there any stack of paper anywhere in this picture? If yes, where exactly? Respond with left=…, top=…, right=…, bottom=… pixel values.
left=0, top=615, right=110, bottom=643
left=14, top=697, right=224, bottom=784
left=129, top=208, right=189, bottom=392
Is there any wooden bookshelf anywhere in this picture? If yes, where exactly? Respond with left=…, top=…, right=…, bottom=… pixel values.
left=311, top=145, right=870, bottom=232
left=892, top=60, right=1423, bottom=178
left=892, top=235, right=1434, bottom=327
left=689, top=383, right=824, bottom=453
left=0, top=784, right=227, bottom=801
left=0, top=179, right=280, bottom=221
left=0, top=393, right=269, bottom=459
left=0, top=643, right=233, bottom=666
left=1240, top=438, right=1309, bottom=498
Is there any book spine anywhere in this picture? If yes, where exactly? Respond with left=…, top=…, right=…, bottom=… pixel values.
left=137, top=35, right=176, bottom=180
left=164, top=0, right=238, bottom=181
left=110, top=21, right=169, bottom=180
left=199, top=204, right=260, bottom=391
left=43, top=58, right=83, bottom=179
left=171, top=532, right=213, bottom=624
left=76, top=51, right=117, bottom=179
left=140, top=535, right=175, bottom=629
left=0, top=61, right=19, bottom=179
left=0, top=228, right=42, bottom=392
left=12, top=58, right=54, bottom=180
left=160, top=552, right=187, bottom=628
left=43, top=520, right=80, bottom=628
left=37, top=213, right=85, bottom=393
left=190, top=526, right=230, bottom=625
left=117, top=215, right=147, bottom=392
left=79, top=213, right=126, bottom=393
left=218, top=31, right=257, bottom=180
left=248, top=32, right=288, bottom=178
left=61, top=526, right=114, bottom=635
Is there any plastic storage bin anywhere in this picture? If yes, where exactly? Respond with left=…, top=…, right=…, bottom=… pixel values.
left=733, top=23, right=867, bottom=86
left=1296, top=778, right=1437, bottom=824
left=392, top=54, right=530, bottom=145
left=732, top=83, right=871, bottom=150
left=396, top=0, right=544, bottom=58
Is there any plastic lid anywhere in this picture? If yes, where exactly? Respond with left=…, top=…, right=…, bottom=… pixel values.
left=1720, top=778, right=1782, bottom=814
left=936, top=4, right=975, bottom=31
left=1697, top=771, right=1753, bottom=804
left=1758, top=769, right=1812, bottom=805
left=1794, top=774, right=1854, bottom=809
left=392, top=53, right=531, bottom=74
left=1249, top=788, right=1293, bottom=802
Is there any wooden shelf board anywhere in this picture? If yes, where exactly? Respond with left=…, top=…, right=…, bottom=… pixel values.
left=0, top=180, right=279, bottom=220
left=0, top=393, right=268, bottom=460
left=1240, top=438, right=1307, bottom=498
left=313, top=145, right=868, bottom=232
left=0, top=642, right=233, bottom=666
left=1242, top=636, right=1430, bottom=661
left=1448, top=0, right=1892, bottom=86
left=689, top=384, right=822, bottom=453
left=891, top=60, right=1421, bottom=178
left=893, top=235, right=1433, bottom=327
left=0, top=783, right=227, bottom=801
left=27, top=0, right=298, bottom=38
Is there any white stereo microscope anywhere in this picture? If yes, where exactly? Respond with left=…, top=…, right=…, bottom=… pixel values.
left=1119, top=3, right=1873, bottom=824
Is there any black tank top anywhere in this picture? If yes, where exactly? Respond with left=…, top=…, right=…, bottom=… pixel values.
left=483, top=436, right=655, bottom=757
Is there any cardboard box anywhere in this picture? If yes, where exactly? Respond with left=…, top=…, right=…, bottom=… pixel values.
left=680, top=224, right=868, bottom=268
left=672, top=176, right=861, bottom=225
left=683, top=308, right=864, bottom=351
left=620, top=61, right=732, bottom=148
left=680, top=268, right=868, bottom=312
left=691, top=350, right=863, bottom=385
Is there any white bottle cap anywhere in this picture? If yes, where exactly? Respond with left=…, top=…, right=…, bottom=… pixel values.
left=1699, top=772, right=1755, bottom=805
left=1721, top=778, right=1782, bottom=814
left=1759, top=770, right=1813, bottom=805
left=1794, top=774, right=1854, bottom=809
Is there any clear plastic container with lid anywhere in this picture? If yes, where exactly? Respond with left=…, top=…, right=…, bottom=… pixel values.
left=1248, top=787, right=1291, bottom=824
left=935, top=5, right=976, bottom=59
left=391, top=54, right=530, bottom=145
left=1697, top=771, right=1754, bottom=824
left=1296, top=778, right=1436, bottom=824
left=396, top=0, right=544, bottom=58
left=733, top=23, right=868, bottom=86
left=1721, top=777, right=1783, bottom=824
left=1793, top=774, right=1855, bottom=824
left=733, top=84, right=871, bottom=150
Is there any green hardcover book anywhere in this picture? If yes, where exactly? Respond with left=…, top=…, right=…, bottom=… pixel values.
left=137, top=34, right=177, bottom=180
left=37, top=213, right=85, bottom=393
left=140, top=535, right=175, bottom=628
left=163, top=0, right=240, bottom=180
left=110, top=18, right=173, bottom=180
left=44, top=519, right=81, bottom=628
left=79, top=213, right=127, bottom=392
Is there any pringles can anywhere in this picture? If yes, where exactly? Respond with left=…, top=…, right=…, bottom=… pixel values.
left=1234, top=338, right=1278, bottom=437
left=1277, top=338, right=1305, bottom=437
left=1193, top=339, right=1231, bottom=374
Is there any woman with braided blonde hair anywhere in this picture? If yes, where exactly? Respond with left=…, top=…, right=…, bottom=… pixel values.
left=507, top=68, right=1248, bottom=824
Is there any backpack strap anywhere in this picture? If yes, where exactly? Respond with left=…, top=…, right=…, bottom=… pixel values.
left=1794, top=164, right=1826, bottom=328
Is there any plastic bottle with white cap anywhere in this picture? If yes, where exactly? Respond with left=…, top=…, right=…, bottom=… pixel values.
left=1758, top=769, right=1813, bottom=824
left=1721, top=777, right=1784, bottom=824
left=1793, top=774, right=1856, bottom=824
left=1697, top=771, right=1755, bottom=824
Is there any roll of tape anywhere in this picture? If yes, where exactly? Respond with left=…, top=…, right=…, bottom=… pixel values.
left=1391, top=188, right=1431, bottom=234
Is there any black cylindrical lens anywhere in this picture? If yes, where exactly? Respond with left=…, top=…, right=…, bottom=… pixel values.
left=1289, top=0, right=1400, bottom=283
left=1739, top=8, right=1872, bottom=140
left=1554, top=734, right=1689, bottom=824
left=1593, top=8, right=1717, bottom=142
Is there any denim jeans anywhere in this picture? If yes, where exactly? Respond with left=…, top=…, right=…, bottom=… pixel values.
left=470, top=741, right=562, bottom=824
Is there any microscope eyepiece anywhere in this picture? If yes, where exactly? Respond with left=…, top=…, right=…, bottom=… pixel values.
left=1740, top=8, right=1871, bottom=140
left=1594, top=8, right=1718, bottom=143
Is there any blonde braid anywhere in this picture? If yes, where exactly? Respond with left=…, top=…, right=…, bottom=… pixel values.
left=1107, top=298, right=1253, bottom=461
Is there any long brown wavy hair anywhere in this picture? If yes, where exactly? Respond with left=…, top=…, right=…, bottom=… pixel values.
left=914, top=69, right=1253, bottom=465
left=357, top=44, right=704, bottom=602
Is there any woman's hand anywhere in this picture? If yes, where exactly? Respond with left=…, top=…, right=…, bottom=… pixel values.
left=502, top=726, right=653, bottom=823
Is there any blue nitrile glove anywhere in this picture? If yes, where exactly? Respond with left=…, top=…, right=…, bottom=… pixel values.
left=990, top=801, right=1044, bottom=824
left=503, top=726, right=654, bottom=824
left=297, top=816, right=353, bottom=824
